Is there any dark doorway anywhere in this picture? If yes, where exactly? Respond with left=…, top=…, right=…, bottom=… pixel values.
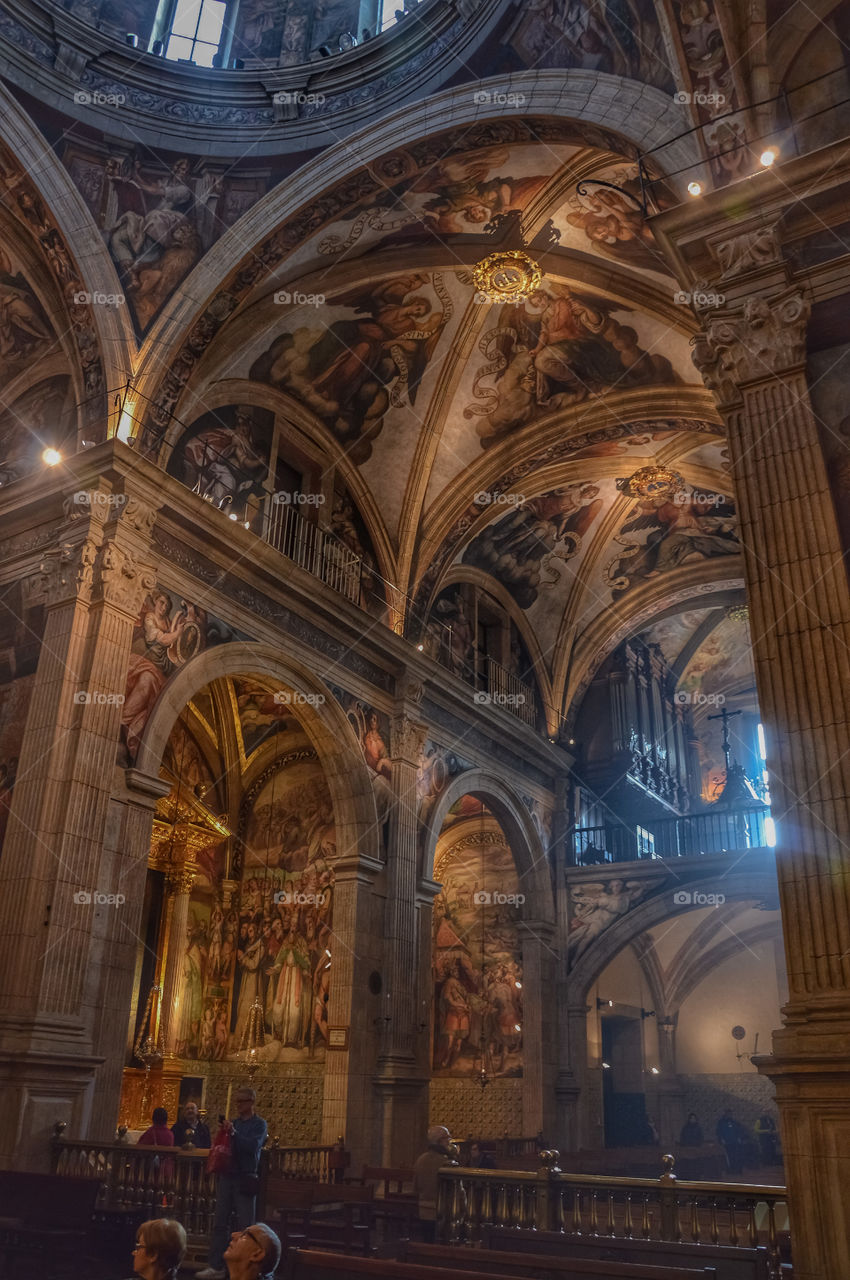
left=601, top=1015, right=648, bottom=1147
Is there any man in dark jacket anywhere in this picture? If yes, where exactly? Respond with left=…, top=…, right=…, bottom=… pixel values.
left=716, top=1110, right=746, bottom=1174
left=197, top=1088, right=268, bottom=1280
left=172, top=1100, right=211, bottom=1149
left=413, top=1125, right=453, bottom=1242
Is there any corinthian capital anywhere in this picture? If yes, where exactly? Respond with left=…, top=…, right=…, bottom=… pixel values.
left=96, top=539, right=157, bottom=616
left=391, top=713, right=428, bottom=765
left=691, top=290, right=810, bottom=405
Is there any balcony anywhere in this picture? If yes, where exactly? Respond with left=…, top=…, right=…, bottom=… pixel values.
left=571, top=804, right=773, bottom=865
left=265, top=500, right=363, bottom=605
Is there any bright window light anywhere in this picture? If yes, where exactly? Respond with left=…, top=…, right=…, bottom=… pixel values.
left=165, top=0, right=225, bottom=65
left=764, top=816, right=777, bottom=848
left=379, top=0, right=400, bottom=31
left=757, top=722, right=767, bottom=760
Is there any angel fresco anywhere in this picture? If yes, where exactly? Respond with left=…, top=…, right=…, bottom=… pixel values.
left=567, top=878, right=644, bottom=962
left=607, top=485, right=738, bottom=596
left=466, top=285, right=677, bottom=448
left=563, top=178, right=669, bottom=273
left=249, top=274, right=450, bottom=462
left=462, top=484, right=604, bottom=609
left=411, top=147, right=551, bottom=236
left=105, top=155, right=221, bottom=328
left=511, top=0, right=671, bottom=89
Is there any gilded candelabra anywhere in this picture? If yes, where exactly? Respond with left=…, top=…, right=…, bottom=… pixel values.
left=133, top=983, right=164, bottom=1126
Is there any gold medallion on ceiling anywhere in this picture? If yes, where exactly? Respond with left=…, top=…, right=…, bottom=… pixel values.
left=623, top=466, right=685, bottom=502
left=727, top=604, right=749, bottom=623
left=472, top=250, right=543, bottom=304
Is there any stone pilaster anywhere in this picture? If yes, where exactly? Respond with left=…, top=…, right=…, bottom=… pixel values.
left=691, top=232, right=850, bottom=1280
left=158, top=842, right=199, bottom=1057
left=554, top=784, right=580, bottom=1150
left=374, top=679, right=429, bottom=1165
left=0, top=484, right=160, bottom=1168
left=520, top=919, right=556, bottom=1141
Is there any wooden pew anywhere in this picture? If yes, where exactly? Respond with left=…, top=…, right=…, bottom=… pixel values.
left=348, top=1166, right=417, bottom=1238
left=481, top=1227, right=770, bottom=1280
left=265, top=1177, right=375, bottom=1254
left=402, top=1241, right=717, bottom=1278
left=0, top=1171, right=101, bottom=1275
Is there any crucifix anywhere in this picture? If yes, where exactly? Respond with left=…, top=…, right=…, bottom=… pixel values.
left=707, top=706, right=742, bottom=771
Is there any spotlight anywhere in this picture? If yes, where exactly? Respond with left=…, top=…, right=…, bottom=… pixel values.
left=515, top=981, right=521, bottom=989
left=417, top=643, right=424, bottom=651
left=151, top=39, right=163, bottom=55
left=687, top=181, right=702, bottom=197
left=81, top=439, right=96, bottom=448
left=514, top=1023, right=521, bottom=1032
left=602, top=1061, right=611, bottom=1069
left=760, top=147, right=777, bottom=167
left=228, top=512, right=238, bottom=521
left=317, top=44, right=333, bottom=57
left=596, top=997, right=614, bottom=1010
left=361, top=27, right=372, bottom=40
left=42, top=448, right=62, bottom=467
left=125, top=32, right=138, bottom=46
left=651, top=1066, right=660, bottom=1075
left=232, top=57, right=244, bottom=68
left=338, top=31, right=357, bottom=50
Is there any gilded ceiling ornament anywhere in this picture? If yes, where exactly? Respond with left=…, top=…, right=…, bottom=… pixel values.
left=622, top=466, right=685, bottom=503
left=727, top=604, right=749, bottom=623
left=472, top=250, right=542, bottom=304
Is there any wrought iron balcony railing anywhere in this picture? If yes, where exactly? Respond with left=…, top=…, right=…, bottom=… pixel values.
left=571, top=805, right=772, bottom=865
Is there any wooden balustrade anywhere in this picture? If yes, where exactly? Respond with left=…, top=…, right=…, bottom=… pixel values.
left=51, top=1136, right=340, bottom=1233
left=437, top=1156, right=788, bottom=1279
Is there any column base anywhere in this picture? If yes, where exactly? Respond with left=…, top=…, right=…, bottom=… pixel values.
left=0, top=1015, right=103, bottom=1170
left=373, top=1063, right=430, bottom=1167
left=757, top=1020, right=850, bottom=1280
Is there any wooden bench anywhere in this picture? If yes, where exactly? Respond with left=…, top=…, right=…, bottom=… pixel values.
left=402, top=1241, right=717, bottom=1278
left=266, top=1177, right=375, bottom=1254
left=348, top=1166, right=417, bottom=1239
left=481, top=1227, right=770, bottom=1280
left=0, top=1171, right=101, bottom=1276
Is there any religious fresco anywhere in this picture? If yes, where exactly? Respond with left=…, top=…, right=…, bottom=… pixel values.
left=0, top=252, right=57, bottom=380
left=62, top=145, right=268, bottom=333
left=66, top=0, right=158, bottom=44
left=509, top=0, right=673, bottom=90
left=327, top=486, right=385, bottom=614
left=233, top=679, right=294, bottom=758
left=249, top=273, right=454, bottom=463
left=462, top=484, right=605, bottom=610
left=119, top=589, right=244, bottom=765
left=231, top=0, right=362, bottom=64
left=433, top=824, right=523, bottom=1079
left=605, top=480, right=738, bottom=597
left=0, top=376, right=74, bottom=488
left=165, top=404, right=273, bottom=517
left=463, top=285, right=682, bottom=450
left=551, top=165, right=673, bottom=277
left=567, top=877, right=645, bottom=964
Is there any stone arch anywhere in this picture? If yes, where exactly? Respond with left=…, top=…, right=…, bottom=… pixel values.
left=422, top=768, right=553, bottom=927
left=565, top=863, right=779, bottom=1005
left=0, top=79, right=135, bottom=409
left=135, top=640, right=382, bottom=867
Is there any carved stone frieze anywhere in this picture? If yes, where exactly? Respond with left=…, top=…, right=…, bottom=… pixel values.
left=96, top=540, right=157, bottom=616
left=691, top=292, right=810, bottom=405
left=39, top=537, right=99, bottom=607
left=711, top=225, right=782, bottom=278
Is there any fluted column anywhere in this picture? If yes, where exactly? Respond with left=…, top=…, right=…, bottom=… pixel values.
left=374, top=678, right=428, bottom=1165
left=159, top=844, right=198, bottom=1057
left=691, top=230, right=850, bottom=1280
left=520, top=919, right=556, bottom=1140
left=0, top=484, right=160, bottom=1168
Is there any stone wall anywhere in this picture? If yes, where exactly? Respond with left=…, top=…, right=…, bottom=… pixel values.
left=679, top=1072, right=778, bottom=1132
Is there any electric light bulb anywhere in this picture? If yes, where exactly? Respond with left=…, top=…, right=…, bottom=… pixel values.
left=687, top=181, right=702, bottom=197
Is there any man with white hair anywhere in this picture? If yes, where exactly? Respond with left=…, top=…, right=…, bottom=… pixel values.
left=413, top=1124, right=453, bottom=1241
left=221, top=1223, right=281, bottom=1280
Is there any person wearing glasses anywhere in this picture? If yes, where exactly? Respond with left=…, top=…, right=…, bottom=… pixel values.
left=221, top=1224, right=282, bottom=1280
left=131, top=1219, right=186, bottom=1280
left=197, top=1088, right=268, bottom=1280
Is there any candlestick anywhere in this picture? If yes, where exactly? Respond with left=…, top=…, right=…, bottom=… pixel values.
left=225, top=1081, right=232, bottom=1119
